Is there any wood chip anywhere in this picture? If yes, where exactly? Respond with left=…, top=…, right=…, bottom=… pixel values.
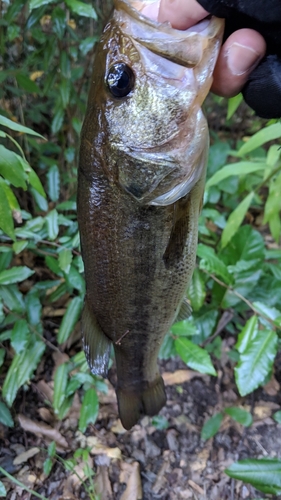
left=13, top=447, right=40, bottom=465
left=188, top=479, right=205, bottom=496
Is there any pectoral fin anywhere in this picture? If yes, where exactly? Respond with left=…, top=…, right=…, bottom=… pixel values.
left=82, top=300, right=111, bottom=377
left=176, top=298, right=192, bottom=322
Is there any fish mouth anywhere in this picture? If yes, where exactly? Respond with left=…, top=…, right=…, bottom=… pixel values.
left=114, top=1, right=224, bottom=68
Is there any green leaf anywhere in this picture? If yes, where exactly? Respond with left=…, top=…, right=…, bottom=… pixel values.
left=79, top=388, right=99, bottom=433
left=45, top=209, right=59, bottom=240
left=188, top=268, right=206, bottom=312
left=0, top=266, right=34, bottom=285
left=273, top=411, right=281, bottom=424
left=221, top=192, right=254, bottom=248
left=48, top=441, right=56, bottom=458
left=65, top=264, right=85, bottom=292
left=13, top=240, right=28, bottom=254
left=16, top=73, right=40, bottom=94
left=47, top=164, right=60, bottom=202
left=53, top=363, right=68, bottom=413
left=175, top=337, right=216, bottom=376
left=152, top=415, right=169, bottom=430
left=65, top=0, right=97, bottom=19
left=79, top=36, right=98, bottom=56
left=235, top=316, right=258, bottom=354
left=0, top=480, right=6, bottom=497
left=26, top=290, right=42, bottom=326
left=43, top=457, right=53, bottom=477
left=30, top=0, right=55, bottom=9
left=201, top=413, right=223, bottom=440
left=11, top=319, right=30, bottom=354
left=51, top=107, right=64, bottom=134
left=57, top=296, right=83, bottom=344
left=3, top=339, right=45, bottom=406
left=0, top=401, right=14, bottom=427
left=60, top=78, right=71, bottom=108
left=0, top=145, right=27, bottom=188
left=220, top=225, right=265, bottom=264
left=238, top=123, right=281, bottom=157
left=59, top=248, right=73, bottom=273
left=206, top=162, right=265, bottom=190
left=227, top=93, right=243, bottom=120
left=224, top=407, right=252, bottom=426
left=0, top=348, right=5, bottom=367
left=225, top=458, right=281, bottom=495
left=171, top=319, right=198, bottom=337
left=197, top=244, right=232, bottom=284
left=264, top=172, right=281, bottom=242
left=28, top=167, right=46, bottom=198
left=0, top=180, right=15, bottom=240
left=0, top=114, right=44, bottom=138
left=235, top=329, right=278, bottom=396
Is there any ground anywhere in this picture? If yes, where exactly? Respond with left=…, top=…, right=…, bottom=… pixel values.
left=1, top=338, right=281, bottom=500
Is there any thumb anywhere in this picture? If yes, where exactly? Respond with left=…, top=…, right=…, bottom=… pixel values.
left=158, top=0, right=209, bottom=29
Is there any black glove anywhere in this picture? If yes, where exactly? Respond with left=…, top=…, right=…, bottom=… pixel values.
left=197, top=0, right=281, bottom=118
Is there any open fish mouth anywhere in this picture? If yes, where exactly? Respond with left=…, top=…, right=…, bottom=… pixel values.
left=114, top=0, right=223, bottom=68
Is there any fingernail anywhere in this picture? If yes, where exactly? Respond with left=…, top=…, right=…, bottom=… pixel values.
left=227, top=43, right=261, bottom=76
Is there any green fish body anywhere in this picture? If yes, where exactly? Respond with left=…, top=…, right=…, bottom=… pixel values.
left=78, top=0, right=224, bottom=429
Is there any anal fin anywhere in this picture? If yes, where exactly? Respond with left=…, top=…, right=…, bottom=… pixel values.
left=175, top=297, right=192, bottom=322
left=82, top=300, right=111, bottom=378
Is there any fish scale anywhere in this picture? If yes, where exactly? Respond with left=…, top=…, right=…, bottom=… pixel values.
left=78, top=0, right=224, bottom=429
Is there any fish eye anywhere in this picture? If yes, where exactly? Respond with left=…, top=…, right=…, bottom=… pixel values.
left=106, top=63, right=135, bottom=98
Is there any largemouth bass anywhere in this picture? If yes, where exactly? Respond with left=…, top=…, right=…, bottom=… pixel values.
left=78, top=0, right=224, bottom=430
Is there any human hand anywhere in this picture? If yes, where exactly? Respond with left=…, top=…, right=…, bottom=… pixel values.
left=153, top=0, right=281, bottom=118
left=158, top=0, right=265, bottom=100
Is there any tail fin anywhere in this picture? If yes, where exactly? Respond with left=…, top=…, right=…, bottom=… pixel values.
left=116, top=376, right=166, bottom=430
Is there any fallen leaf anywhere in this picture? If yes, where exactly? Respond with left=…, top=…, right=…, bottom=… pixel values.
left=36, top=379, right=54, bottom=403
left=110, top=419, right=127, bottom=435
left=13, top=447, right=40, bottom=465
left=163, top=370, right=204, bottom=386
left=18, top=414, right=68, bottom=450
left=52, top=351, right=69, bottom=369
left=120, top=462, right=142, bottom=500
left=95, top=457, right=113, bottom=500
left=263, top=376, right=280, bottom=396
left=38, top=407, right=54, bottom=424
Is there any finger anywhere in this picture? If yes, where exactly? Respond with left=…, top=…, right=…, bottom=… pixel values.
left=211, top=29, right=267, bottom=97
left=158, top=0, right=209, bottom=29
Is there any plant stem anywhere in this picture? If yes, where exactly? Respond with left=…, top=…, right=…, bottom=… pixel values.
left=201, top=268, right=279, bottom=331
left=0, top=467, right=48, bottom=500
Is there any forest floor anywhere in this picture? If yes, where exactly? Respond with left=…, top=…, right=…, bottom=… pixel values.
left=1, top=339, right=281, bottom=500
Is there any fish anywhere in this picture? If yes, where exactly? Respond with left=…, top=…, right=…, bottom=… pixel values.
left=77, top=0, right=224, bottom=430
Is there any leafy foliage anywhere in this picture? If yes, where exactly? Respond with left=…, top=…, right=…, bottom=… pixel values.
left=225, top=458, right=281, bottom=495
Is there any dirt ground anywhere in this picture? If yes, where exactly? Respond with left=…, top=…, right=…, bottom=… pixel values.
left=1, top=337, right=281, bottom=500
